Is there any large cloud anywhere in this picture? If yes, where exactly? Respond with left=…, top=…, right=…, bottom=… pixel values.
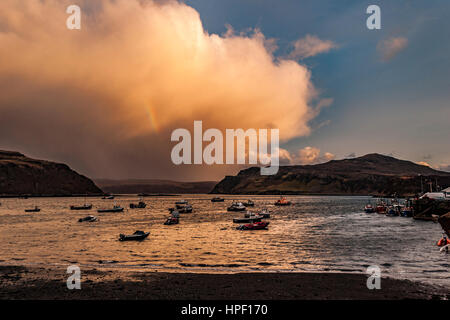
left=0, top=0, right=324, bottom=180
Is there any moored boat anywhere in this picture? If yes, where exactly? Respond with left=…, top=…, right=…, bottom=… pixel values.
left=227, top=201, right=246, bottom=212
left=211, top=197, right=225, bottom=202
left=243, top=200, right=255, bottom=207
left=164, top=216, right=179, bottom=225
left=178, top=204, right=193, bottom=213
left=386, top=206, right=399, bottom=216
left=274, top=197, right=291, bottom=206
left=233, top=215, right=263, bottom=223
left=246, top=209, right=270, bottom=218
left=236, top=221, right=269, bottom=230
left=102, top=195, right=115, bottom=200
left=364, top=204, right=375, bottom=213
left=78, top=215, right=98, bottom=222
left=98, top=205, right=124, bottom=213
left=25, top=206, right=40, bottom=213
left=70, top=204, right=93, bottom=210
left=129, top=201, right=146, bottom=209
left=118, top=230, right=149, bottom=241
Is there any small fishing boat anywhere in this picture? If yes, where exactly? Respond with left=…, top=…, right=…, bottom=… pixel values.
left=119, top=230, right=149, bottom=241
left=274, top=197, right=291, bottom=206
left=129, top=201, right=146, bottom=209
left=364, top=204, right=375, bottom=213
left=178, top=204, right=193, bottom=213
left=233, top=215, right=262, bottom=223
left=168, top=208, right=180, bottom=217
left=227, top=202, right=246, bottom=212
left=247, top=209, right=270, bottom=218
left=98, top=205, right=124, bottom=213
left=70, top=204, right=93, bottom=210
left=236, top=221, right=269, bottom=230
left=102, top=195, right=115, bottom=200
left=164, top=216, right=179, bottom=225
left=78, top=215, right=98, bottom=223
left=25, top=206, right=40, bottom=213
left=386, top=206, right=399, bottom=216
left=437, top=233, right=450, bottom=247
left=243, top=200, right=255, bottom=207
left=211, top=197, right=225, bottom=202
left=175, top=200, right=188, bottom=206
left=401, top=207, right=413, bottom=217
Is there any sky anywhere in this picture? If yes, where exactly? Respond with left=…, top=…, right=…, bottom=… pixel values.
left=0, top=0, right=449, bottom=180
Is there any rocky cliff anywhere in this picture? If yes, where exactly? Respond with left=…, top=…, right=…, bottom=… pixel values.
left=0, top=150, right=102, bottom=196
left=211, top=153, right=450, bottom=196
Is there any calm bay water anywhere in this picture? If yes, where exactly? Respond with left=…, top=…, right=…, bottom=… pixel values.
left=0, top=195, right=448, bottom=287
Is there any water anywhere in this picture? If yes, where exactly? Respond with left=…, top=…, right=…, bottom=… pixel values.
left=0, top=195, right=448, bottom=287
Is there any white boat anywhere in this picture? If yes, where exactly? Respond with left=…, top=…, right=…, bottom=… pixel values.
left=227, top=202, right=246, bottom=212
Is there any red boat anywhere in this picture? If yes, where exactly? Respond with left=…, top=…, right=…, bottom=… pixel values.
left=237, top=221, right=269, bottom=230
left=274, top=197, right=291, bottom=206
left=437, top=237, right=450, bottom=247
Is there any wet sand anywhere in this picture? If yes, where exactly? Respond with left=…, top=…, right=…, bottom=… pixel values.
left=0, top=265, right=448, bottom=300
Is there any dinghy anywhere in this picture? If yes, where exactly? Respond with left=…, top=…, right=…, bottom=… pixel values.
left=233, top=215, right=262, bottom=223
left=70, top=204, right=93, bottom=210
left=211, top=197, right=225, bottom=202
left=164, top=217, right=179, bottom=225
left=78, top=215, right=98, bottom=222
left=119, top=230, right=149, bottom=241
left=25, top=206, right=40, bottom=212
left=98, top=205, right=124, bottom=213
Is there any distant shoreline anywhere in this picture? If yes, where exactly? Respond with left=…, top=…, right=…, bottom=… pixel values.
left=1, top=265, right=448, bottom=300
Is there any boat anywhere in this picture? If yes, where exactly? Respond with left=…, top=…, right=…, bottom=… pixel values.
left=375, top=199, right=387, bottom=214
left=97, top=205, right=124, bottom=213
left=227, top=201, right=246, bottom=212
left=401, top=207, right=414, bottom=217
left=168, top=208, right=180, bottom=217
left=102, top=195, right=115, bottom=200
left=118, top=230, right=149, bottom=241
left=243, top=200, right=255, bottom=207
left=78, top=215, right=98, bottom=222
left=164, top=216, right=179, bottom=225
left=364, top=204, right=375, bottom=213
left=70, top=204, right=93, bottom=210
left=177, top=204, right=193, bottom=213
left=129, top=201, right=146, bottom=209
left=247, top=209, right=270, bottom=218
left=25, top=206, right=40, bottom=213
left=211, top=197, right=225, bottom=202
left=274, top=197, right=291, bottom=206
left=236, top=221, right=269, bottom=230
left=175, top=200, right=188, bottom=206
left=386, top=206, right=399, bottom=216
left=437, top=237, right=449, bottom=247
left=233, top=215, right=262, bottom=223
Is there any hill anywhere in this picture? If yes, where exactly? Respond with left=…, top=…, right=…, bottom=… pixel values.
left=210, top=153, right=450, bottom=196
left=0, top=150, right=102, bottom=196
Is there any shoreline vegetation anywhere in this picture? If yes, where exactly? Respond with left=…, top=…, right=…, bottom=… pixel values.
left=0, top=265, right=448, bottom=300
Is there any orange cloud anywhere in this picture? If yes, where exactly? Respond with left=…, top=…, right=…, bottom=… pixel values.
left=0, top=0, right=327, bottom=179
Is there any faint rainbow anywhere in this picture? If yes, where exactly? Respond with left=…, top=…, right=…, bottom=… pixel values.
left=145, top=106, right=159, bottom=132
